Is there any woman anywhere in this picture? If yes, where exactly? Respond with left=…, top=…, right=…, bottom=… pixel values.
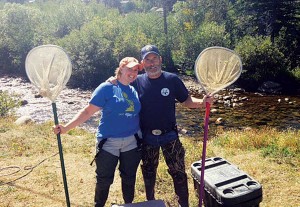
left=53, top=57, right=142, bottom=207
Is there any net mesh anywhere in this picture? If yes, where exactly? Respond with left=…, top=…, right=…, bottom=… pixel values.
left=194, top=47, right=242, bottom=94
left=25, top=45, right=72, bottom=102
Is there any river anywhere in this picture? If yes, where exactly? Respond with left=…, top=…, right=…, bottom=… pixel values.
left=1, top=76, right=300, bottom=137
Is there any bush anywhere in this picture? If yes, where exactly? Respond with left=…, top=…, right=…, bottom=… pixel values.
left=0, top=90, right=20, bottom=117
left=57, top=17, right=118, bottom=89
left=0, top=3, right=41, bottom=75
left=235, top=35, right=289, bottom=91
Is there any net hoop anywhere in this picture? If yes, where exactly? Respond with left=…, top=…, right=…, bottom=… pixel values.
left=194, top=46, right=242, bottom=95
left=25, top=44, right=72, bottom=102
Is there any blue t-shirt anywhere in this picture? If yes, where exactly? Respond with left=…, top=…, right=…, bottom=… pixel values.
left=132, top=71, right=188, bottom=131
left=90, top=81, right=141, bottom=138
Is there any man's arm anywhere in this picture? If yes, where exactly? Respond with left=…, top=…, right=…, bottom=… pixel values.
left=182, top=95, right=213, bottom=109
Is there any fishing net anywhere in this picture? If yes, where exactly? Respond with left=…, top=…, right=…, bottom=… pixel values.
left=194, top=46, right=242, bottom=207
left=25, top=44, right=72, bottom=207
left=25, top=44, right=72, bottom=102
left=194, top=46, right=242, bottom=95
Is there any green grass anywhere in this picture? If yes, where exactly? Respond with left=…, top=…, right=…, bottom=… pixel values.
left=0, top=117, right=299, bottom=207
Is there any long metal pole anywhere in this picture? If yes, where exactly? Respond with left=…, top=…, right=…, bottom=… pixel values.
left=52, top=102, right=71, bottom=207
left=199, top=102, right=210, bottom=207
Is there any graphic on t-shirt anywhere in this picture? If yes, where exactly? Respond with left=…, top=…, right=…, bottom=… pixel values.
left=161, top=88, right=170, bottom=96
left=113, top=86, right=135, bottom=117
left=113, top=87, right=124, bottom=101
left=122, top=92, right=134, bottom=112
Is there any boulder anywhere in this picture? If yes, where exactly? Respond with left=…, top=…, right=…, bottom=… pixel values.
left=15, top=116, right=33, bottom=125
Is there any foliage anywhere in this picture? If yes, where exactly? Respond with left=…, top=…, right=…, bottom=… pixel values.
left=197, top=0, right=230, bottom=24
left=0, top=90, right=20, bottom=117
left=29, top=0, right=103, bottom=44
left=171, top=20, right=231, bottom=73
left=231, top=0, right=300, bottom=70
left=235, top=35, right=288, bottom=90
left=113, top=13, right=150, bottom=59
left=57, top=17, right=118, bottom=89
left=213, top=127, right=300, bottom=165
left=291, top=67, right=300, bottom=80
left=0, top=0, right=299, bottom=90
left=0, top=3, right=41, bottom=74
left=274, top=27, right=300, bottom=70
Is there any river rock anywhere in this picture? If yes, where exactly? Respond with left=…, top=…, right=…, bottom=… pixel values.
left=223, top=95, right=231, bottom=100
left=20, top=100, right=28, bottom=106
left=15, top=116, right=33, bottom=125
left=215, top=117, right=223, bottom=125
left=258, top=81, right=282, bottom=94
left=210, top=108, right=218, bottom=113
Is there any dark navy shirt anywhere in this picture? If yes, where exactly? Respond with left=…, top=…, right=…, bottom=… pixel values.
left=132, top=71, right=189, bottom=131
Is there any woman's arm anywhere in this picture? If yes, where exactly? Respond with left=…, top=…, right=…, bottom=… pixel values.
left=53, top=103, right=101, bottom=134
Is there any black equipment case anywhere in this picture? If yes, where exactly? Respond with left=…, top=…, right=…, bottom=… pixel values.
left=191, top=157, right=262, bottom=207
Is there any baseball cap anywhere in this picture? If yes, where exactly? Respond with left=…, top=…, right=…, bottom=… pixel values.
left=141, top=45, right=160, bottom=60
left=119, top=57, right=141, bottom=69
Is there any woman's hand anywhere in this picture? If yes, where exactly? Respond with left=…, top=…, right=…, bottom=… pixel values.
left=53, top=125, right=66, bottom=134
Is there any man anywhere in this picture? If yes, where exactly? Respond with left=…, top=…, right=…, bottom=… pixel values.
left=131, top=45, right=212, bottom=207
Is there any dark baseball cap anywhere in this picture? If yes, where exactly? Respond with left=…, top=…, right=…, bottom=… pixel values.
left=141, top=45, right=160, bottom=60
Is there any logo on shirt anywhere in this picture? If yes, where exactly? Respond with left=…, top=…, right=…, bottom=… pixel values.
left=113, top=87, right=124, bottom=101
left=123, top=92, right=134, bottom=112
left=161, top=88, right=170, bottom=96
left=113, top=87, right=135, bottom=117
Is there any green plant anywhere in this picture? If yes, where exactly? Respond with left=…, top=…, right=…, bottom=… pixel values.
left=235, top=35, right=288, bottom=84
left=291, top=66, right=300, bottom=80
left=0, top=90, right=21, bottom=117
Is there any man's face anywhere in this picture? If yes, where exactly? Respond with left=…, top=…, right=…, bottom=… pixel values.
left=142, top=53, right=162, bottom=78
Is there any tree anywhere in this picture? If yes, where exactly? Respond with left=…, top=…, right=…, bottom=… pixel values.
left=235, top=35, right=289, bottom=89
left=239, top=0, right=300, bottom=43
left=231, top=0, right=300, bottom=69
left=0, top=3, right=41, bottom=74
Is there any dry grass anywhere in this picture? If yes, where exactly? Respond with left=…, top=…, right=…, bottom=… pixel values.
left=1, top=117, right=299, bottom=207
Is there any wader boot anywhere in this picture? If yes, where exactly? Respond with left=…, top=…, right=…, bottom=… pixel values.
left=174, top=176, right=189, bottom=207
left=94, top=184, right=110, bottom=207
left=119, top=148, right=141, bottom=203
left=122, top=181, right=135, bottom=203
left=143, top=176, right=156, bottom=200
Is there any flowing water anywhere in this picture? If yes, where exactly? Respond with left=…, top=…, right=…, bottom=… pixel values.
left=176, top=90, right=300, bottom=137
left=1, top=76, right=299, bottom=136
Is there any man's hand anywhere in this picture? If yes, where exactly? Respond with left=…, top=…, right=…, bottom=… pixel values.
left=202, top=94, right=214, bottom=107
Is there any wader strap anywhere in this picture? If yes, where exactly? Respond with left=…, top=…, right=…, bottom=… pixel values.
left=90, top=138, right=108, bottom=166
left=134, top=133, right=142, bottom=151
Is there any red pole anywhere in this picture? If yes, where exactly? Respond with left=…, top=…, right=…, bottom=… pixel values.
left=199, top=102, right=210, bottom=207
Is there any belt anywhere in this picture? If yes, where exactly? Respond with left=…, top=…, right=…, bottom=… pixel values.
left=149, top=125, right=177, bottom=136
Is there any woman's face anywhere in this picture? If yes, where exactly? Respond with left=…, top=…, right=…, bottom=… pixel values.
left=119, top=65, right=139, bottom=84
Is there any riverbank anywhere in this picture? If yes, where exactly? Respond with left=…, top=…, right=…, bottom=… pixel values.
left=1, top=75, right=300, bottom=135
left=0, top=116, right=299, bottom=207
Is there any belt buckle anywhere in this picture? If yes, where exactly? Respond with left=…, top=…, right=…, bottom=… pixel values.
left=152, top=129, right=162, bottom=135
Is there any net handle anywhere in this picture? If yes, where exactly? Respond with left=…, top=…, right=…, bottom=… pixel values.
left=194, top=46, right=243, bottom=207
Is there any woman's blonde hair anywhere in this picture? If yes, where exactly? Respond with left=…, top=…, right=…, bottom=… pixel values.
left=114, top=67, right=121, bottom=79
left=115, top=57, right=141, bottom=79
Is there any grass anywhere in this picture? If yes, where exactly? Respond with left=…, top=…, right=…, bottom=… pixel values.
left=0, top=116, right=299, bottom=207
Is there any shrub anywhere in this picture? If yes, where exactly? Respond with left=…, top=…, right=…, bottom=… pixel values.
left=235, top=35, right=289, bottom=90
left=0, top=90, right=20, bottom=117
